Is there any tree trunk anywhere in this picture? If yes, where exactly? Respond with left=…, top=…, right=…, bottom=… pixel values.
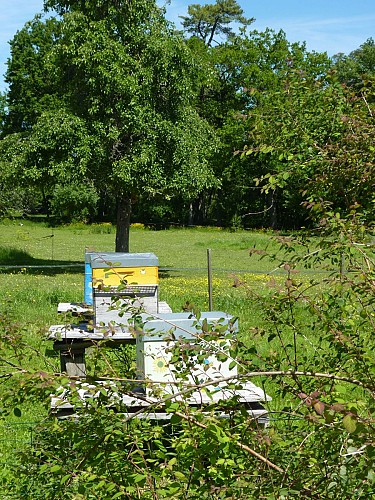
left=268, top=189, right=278, bottom=230
left=188, top=202, right=194, bottom=226
left=115, top=194, right=132, bottom=252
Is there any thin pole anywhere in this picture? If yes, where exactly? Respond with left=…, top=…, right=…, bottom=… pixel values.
left=207, top=248, right=213, bottom=311
left=51, top=228, right=54, bottom=262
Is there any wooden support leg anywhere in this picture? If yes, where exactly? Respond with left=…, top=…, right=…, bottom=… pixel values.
left=60, top=349, right=86, bottom=377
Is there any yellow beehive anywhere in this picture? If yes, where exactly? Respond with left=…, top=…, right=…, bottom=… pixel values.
left=85, top=252, right=158, bottom=299
left=92, top=265, right=158, bottom=288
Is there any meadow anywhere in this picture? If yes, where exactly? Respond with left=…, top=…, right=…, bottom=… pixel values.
left=0, top=221, right=303, bottom=468
left=1, top=219, right=373, bottom=498
left=0, top=219, right=299, bottom=326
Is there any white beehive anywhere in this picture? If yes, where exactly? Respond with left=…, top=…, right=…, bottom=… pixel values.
left=138, top=313, right=257, bottom=398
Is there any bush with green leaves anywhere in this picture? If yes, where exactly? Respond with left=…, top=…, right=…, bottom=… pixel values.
left=0, top=185, right=43, bottom=218
left=50, top=183, right=99, bottom=223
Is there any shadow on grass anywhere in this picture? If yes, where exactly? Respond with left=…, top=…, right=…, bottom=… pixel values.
left=0, top=247, right=84, bottom=276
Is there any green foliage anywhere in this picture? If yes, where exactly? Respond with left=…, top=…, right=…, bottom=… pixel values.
left=0, top=185, right=42, bottom=218
left=50, top=183, right=99, bottom=223
left=180, top=0, right=253, bottom=47
left=1, top=3, right=373, bottom=233
left=180, top=24, right=338, bottom=228
left=242, top=47, right=375, bottom=226
left=302, top=82, right=375, bottom=222
left=333, top=37, right=375, bottom=88
left=3, top=15, right=62, bottom=133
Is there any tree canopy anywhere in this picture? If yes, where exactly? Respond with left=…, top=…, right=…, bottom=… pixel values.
left=2, top=0, right=217, bottom=250
left=0, top=0, right=374, bottom=232
left=180, top=0, right=253, bottom=47
left=333, top=37, right=375, bottom=88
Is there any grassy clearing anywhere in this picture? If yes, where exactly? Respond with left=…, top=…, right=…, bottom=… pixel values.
left=0, top=220, right=329, bottom=373
left=0, top=221, right=331, bottom=483
left=0, top=218, right=299, bottom=271
left=0, top=220, right=292, bottom=333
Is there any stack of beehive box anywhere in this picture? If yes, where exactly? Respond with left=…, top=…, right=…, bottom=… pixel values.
left=48, top=251, right=270, bottom=424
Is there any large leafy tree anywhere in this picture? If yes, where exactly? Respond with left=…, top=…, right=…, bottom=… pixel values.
left=178, top=0, right=254, bottom=225
left=214, top=30, right=330, bottom=228
left=0, top=15, right=64, bottom=217
left=179, top=1, right=336, bottom=229
left=3, top=15, right=62, bottom=134
left=185, top=24, right=333, bottom=228
left=2, top=0, right=217, bottom=250
left=333, top=37, right=375, bottom=89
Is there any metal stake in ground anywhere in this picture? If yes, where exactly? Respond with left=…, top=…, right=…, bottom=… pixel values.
left=207, top=248, right=213, bottom=311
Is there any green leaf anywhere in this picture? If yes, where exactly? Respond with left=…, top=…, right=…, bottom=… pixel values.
left=174, top=471, right=187, bottom=481
left=229, top=360, right=237, bottom=370
left=343, top=414, right=357, bottom=433
left=133, top=474, right=147, bottom=483
left=166, top=402, right=180, bottom=413
left=50, top=465, right=61, bottom=473
left=60, top=474, right=71, bottom=485
left=170, top=414, right=182, bottom=425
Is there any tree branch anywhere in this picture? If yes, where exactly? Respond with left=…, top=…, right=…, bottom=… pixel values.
left=85, top=370, right=372, bottom=393
left=174, top=410, right=284, bottom=473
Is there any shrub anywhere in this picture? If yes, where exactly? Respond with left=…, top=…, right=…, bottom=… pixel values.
left=50, top=183, right=99, bottom=223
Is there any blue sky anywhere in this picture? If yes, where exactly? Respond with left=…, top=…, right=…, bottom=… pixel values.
left=1, top=0, right=374, bottom=92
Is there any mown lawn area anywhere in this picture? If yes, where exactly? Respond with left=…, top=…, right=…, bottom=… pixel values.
left=0, top=219, right=295, bottom=325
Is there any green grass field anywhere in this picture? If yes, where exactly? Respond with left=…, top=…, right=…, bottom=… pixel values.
left=0, top=218, right=284, bottom=268
left=0, top=220, right=333, bottom=488
left=0, top=219, right=293, bottom=325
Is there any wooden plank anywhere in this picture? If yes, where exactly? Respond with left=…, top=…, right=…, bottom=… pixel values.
left=57, top=302, right=92, bottom=314
left=50, top=390, right=269, bottom=424
left=49, top=324, right=136, bottom=342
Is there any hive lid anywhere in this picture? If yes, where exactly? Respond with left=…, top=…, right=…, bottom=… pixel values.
left=139, top=312, right=238, bottom=342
